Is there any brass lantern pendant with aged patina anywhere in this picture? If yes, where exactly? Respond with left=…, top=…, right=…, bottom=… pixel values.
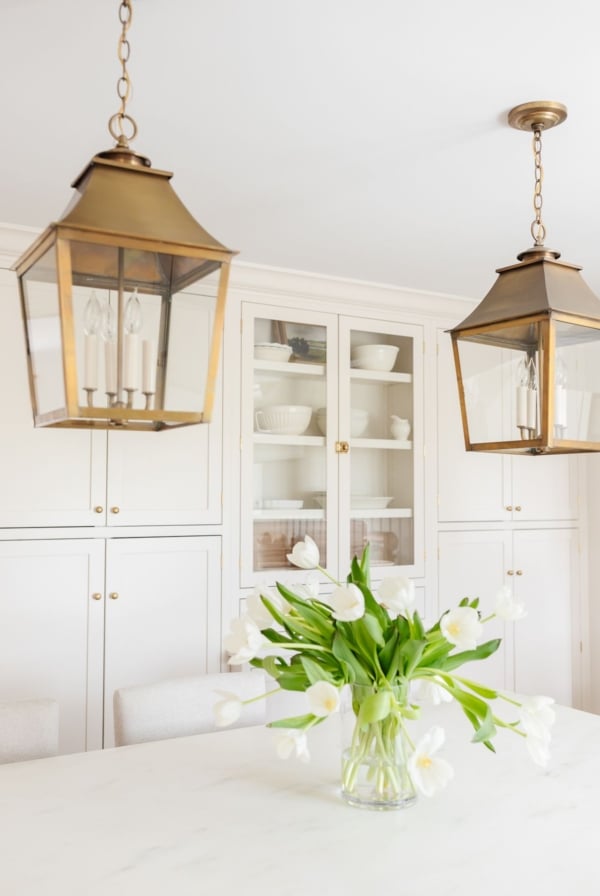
left=13, top=1, right=236, bottom=431
left=450, top=101, right=600, bottom=455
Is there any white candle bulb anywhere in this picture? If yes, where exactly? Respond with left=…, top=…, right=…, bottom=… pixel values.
left=527, top=388, right=537, bottom=430
left=105, top=340, right=117, bottom=394
left=142, top=339, right=156, bottom=394
left=516, top=386, right=528, bottom=427
left=83, top=334, right=98, bottom=390
left=123, top=333, right=139, bottom=391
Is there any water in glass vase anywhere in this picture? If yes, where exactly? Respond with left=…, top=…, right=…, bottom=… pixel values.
left=340, top=683, right=417, bottom=811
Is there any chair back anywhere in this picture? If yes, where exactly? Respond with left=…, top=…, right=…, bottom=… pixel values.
left=113, top=671, right=266, bottom=747
left=0, top=699, right=59, bottom=764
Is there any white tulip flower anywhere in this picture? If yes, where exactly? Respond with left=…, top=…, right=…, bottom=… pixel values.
left=411, top=678, right=453, bottom=706
left=213, top=690, right=242, bottom=727
left=375, top=576, right=416, bottom=618
left=440, top=606, right=483, bottom=650
left=293, top=571, right=321, bottom=600
left=525, top=734, right=552, bottom=768
left=328, top=583, right=365, bottom=621
left=274, top=728, right=310, bottom=763
left=224, top=614, right=267, bottom=665
left=246, top=584, right=289, bottom=629
left=307, top=681, right=340, bottom=717
left=408, top=726, right=454, bottom=797
left=519, top=695, right=555, bottom=741
left=286, top=534, right=320, bottom=570
left=494, top=585, right=527, bottom=621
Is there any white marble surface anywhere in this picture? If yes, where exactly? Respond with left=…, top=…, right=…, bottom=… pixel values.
left=0, top=702, right=599, bottom=895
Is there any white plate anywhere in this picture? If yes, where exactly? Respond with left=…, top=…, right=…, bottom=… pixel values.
left=352, top=496, right=393, bottom=509
left=313, top=495, right=393, bottom=510
left=261, top=499, right=304, bottom=509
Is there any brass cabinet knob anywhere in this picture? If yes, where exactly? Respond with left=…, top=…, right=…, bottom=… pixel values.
left=335, top=441, right=350, bottom=454
left=507, top=570, right=514, bottom=576
left=505, top=505, right=512, bottom=511
left=109, top=592, right=119, bottom=600
left=94, top=506, right=104, bottom=514
left=516, top=569, right=523, bottom=576
left=91, top=592, right=102, bottom=601
left=515, top=505, right=522, bottom=512
left=110, top=506, right=120, bottom=514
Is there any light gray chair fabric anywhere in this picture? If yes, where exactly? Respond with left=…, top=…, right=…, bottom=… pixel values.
left=113, top=671, right=267, bottom=747
left=0, top=699, right=59, bottom=764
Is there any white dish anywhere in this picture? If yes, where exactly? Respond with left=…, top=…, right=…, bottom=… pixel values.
left=315, top=408, right=369, bottom=438
left=255, top=404, right=312, bottom=435
left=254, top=343, right=293, bottom=362
left=351, top=495, right=393, bottom=509
left=351, top=344, right=399, bottom=372
left=261, top=499, right=304, bottom=509
left=313, top=494, right=393, bottom=510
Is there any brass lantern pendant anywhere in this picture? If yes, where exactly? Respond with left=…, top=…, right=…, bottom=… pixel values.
left=13, top=0, right=236, bottom=431
left=450, top=101, right=600, bottom=455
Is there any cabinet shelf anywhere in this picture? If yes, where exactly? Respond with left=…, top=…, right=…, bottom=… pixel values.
left=253, top=433, right=326, bottom=447
left=254, top=360, right=326, bottom=378
left=350, top=369, right=412, bottom=385
left=252, top=509, right=325, bottom=521
left=350, top=507, right=413, bottom=520
left=351, top=438, right=412, bottom=450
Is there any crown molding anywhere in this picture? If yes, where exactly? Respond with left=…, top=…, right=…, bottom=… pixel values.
left=0, top=222, right=475, bottom=319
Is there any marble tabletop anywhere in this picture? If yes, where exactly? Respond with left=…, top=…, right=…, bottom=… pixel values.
left=1, top=701, right=598, bottom=895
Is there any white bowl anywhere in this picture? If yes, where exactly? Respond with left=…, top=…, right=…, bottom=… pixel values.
left=315, top=408, right=369, bottom=438
left=351, top=344, right=399, bottom=372
left=255, top=404, right=312, bottom=435
left=254, top=342, right=293, bottom=362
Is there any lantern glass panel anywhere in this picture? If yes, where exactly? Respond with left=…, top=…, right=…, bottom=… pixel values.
left=554, top=320, right=600, bottom=442
left=21, top=247, right=66, bottom=417
left=70, top=242, right=219, bottom=418
left=455, top=321, right=542, bottom=446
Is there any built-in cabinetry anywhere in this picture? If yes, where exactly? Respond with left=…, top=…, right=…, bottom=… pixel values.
left=239, top=302, right=424, bottom=586
left=0, top=536, right=221, bottom=754
left=436, top=327, right=583, bottom=706
left=0, top=259, right=223, bottom=754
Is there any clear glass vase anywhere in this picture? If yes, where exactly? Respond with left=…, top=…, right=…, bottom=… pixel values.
left=340, top=683, right=417, bottom=811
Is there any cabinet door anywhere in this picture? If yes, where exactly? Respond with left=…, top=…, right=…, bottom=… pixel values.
left=240, top=303, right=338, bottom=586
left=103, top=536, right=221, bottom=747
left=512, top=529, right=576, bottom=705
left=438, top=530, right=512, bottom=691
left=0, top=269, right=107, bottom=527
left=105, top=415, right=222, bottom=526
left=338, top=316, right=424, bottom=577
left=510, top=455, right=578, bottom=522
left=0, top=538, right=105, bottom=754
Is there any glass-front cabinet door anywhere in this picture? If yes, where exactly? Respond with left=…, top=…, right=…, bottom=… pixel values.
left=338, top=317, right=423, bottom=576
left=240, top=303, right=423, bottom=586
left=240, top=304, right=338, bottom=586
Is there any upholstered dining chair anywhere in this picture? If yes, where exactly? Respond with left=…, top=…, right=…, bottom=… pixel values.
left=113, top=671, right=267, bottom=747
left=0, top=698, right=60, bottom=764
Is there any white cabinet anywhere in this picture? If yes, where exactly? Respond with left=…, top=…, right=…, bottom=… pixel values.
left=0, top=535, right=221, bottom=754
left=239, top=302, right=423, bottom=585
left=437, top=329, right=578, bottom=523
left=0, top=538, right=105, bottom=754
left=0, top=269, right=223, bottom=528
left=438, top=528, right=578, bottom=705
left=102, top=536, right=221, bottom=747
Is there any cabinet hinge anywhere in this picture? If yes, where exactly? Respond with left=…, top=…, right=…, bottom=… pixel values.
left=240, top=318, right=243, bottom=333
left=580, top=640, right=584, bottom=654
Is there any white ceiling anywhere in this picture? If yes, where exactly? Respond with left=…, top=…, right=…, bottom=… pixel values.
left=2, top=0, right=600, bottom=301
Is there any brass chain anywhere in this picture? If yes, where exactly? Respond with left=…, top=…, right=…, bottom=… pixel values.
left=530, top=126, right=546, bottom=245
left=108, top=0, right=138, bottom=147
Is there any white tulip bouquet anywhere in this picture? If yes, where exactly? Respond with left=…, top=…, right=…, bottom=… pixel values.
left=221, top=535, right=555, bottom=807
